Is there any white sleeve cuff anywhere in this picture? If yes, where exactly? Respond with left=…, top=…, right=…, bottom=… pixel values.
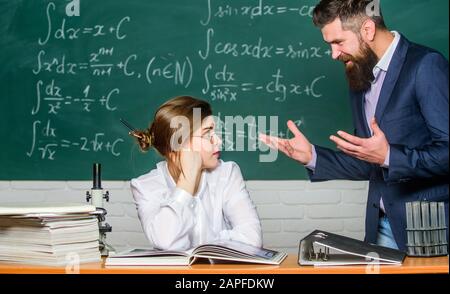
left=169, top=187, right=196, bottom=211
left=305, top=145, right=317, bottom=171
left=381, top=145, right=391, bottom=168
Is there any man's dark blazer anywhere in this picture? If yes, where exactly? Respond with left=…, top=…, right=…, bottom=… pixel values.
left=308, top=35, right=449, bottom=251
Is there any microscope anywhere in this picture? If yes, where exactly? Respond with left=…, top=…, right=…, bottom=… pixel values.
left=86, top=163, right=115, bottom=257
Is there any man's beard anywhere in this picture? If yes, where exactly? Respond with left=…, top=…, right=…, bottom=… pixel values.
left=339, top=42, right=379, bottom=92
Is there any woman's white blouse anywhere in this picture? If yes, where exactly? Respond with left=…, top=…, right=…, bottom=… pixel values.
left=130, top=160, right=262, bottom=251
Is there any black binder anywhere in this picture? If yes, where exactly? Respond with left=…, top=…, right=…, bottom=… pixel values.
left=298, top=230, right=406, bottom=266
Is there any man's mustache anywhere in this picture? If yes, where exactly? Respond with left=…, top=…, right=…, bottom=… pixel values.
left=338, top=53, right=355, bottom=64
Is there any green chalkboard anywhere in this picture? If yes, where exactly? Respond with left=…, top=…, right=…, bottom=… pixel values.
left=1, top=0, right=448, bottom=180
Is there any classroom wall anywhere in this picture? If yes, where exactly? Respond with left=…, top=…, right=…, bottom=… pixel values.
left=0, top=180, right=368, bottom=254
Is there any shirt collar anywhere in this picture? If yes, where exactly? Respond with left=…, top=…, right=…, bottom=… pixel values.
left=374, top=31, right=401, bottom=75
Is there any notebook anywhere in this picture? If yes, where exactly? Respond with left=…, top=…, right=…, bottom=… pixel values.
left=105, top=240, right=287, bottom=266
left=298, top=230, right=406, bottom=266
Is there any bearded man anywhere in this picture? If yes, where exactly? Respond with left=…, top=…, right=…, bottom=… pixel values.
left=260, top=0, right=449, bottom=251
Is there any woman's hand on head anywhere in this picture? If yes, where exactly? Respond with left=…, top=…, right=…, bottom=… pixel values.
left=179, top=148, right=203, bottom=179
left=176, top=148, right=203, bottom=196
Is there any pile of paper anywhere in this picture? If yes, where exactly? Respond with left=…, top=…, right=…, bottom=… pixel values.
left=0, top=203, right=101, bottom=266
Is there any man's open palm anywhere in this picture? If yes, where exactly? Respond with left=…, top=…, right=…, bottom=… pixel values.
left=259, top=120, right=313, bottom=165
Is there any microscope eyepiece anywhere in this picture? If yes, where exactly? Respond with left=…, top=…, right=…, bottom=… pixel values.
left=93, top=163, right=102, bottom=190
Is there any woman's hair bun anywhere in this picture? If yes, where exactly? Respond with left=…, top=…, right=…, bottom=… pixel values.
left=133, top=129, right=153, bottom=152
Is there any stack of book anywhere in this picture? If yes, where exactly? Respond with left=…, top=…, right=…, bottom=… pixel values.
left=0, top=203, right=101, bottom=266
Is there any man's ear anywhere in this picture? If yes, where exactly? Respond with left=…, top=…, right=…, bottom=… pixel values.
left=360, top=19, right=376, bottom=42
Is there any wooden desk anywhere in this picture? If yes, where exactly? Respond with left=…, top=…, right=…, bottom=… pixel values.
left=0, top=255, right=448, bottom=274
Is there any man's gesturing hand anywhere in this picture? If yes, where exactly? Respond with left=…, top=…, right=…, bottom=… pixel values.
left=330, top=118, right=389, bottom=165
left=259, top=120, right=313, bottom=165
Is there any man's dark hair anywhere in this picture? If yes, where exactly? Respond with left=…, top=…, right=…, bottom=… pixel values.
left=313, top=0, right=387, bottom=32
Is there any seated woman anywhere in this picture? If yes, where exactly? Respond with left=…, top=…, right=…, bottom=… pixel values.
left=130, top=96, right=262, bottom=251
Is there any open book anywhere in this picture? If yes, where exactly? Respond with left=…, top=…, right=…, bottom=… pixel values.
left=298, top=230, right=406, bottom=266
left=105, top=240, right=287, bottom=266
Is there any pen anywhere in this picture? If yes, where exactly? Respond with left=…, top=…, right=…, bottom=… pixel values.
left=120, top=118, right=142, bottom=139
left=120, top=118, right=136, bottom=133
